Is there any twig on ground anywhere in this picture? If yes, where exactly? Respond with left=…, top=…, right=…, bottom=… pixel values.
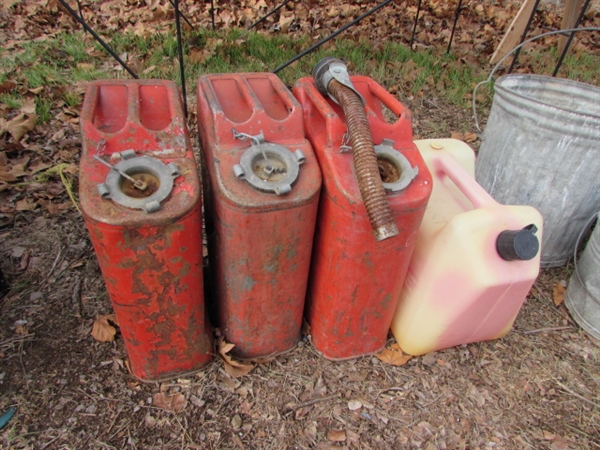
left=554, top=379, right=600, bottom=409
left=59, top=164, right=82, bottom=214
left=0, top=333, right=35, bottom=351
left=520, top=326, right=573, bottom=334
left=104, top=405, right=125, bottom=437
left=72, top=276, right=82, bottom=318
left=287, top=393, right=340, bottom=411
left=40, top=246, right=64, bottom=285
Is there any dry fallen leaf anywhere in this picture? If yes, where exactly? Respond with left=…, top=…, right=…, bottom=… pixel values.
left=231, top=414, right=242, bottom=430
left=553, top=282, right=566, bottom=306
left=0, top=80, right=17, bottom=94
left=314, top=376, right=327, bottom=396
left=1, top=113, right=38, bottom=141
left=153, top=392, right=187, bottom=413
left=464, top=132, right=478, bottom=143
left=217, top=338, right=255, bottom=377
left=375, top=342, right=413, bottom=366
left=348, top=399, right=362, bottom=411
left=15, top=198, right=37, bottom=211
left=301, top=319, right=310, bottom=336
left=91, top=314, right=118, bottom=342
left=21, top=96, right=36, bottom=114
left=327, top=429, right=346, bottom=442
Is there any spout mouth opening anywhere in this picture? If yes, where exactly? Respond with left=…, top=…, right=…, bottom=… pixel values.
left=377, top=155, right=401, bottom=184
left=251, top=152, right=288, bottom=182
left=375, top=222, right=399, bottom=241
left=119, top=169, right=160, bottom=199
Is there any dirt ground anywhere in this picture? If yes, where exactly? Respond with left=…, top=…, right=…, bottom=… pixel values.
left=1, top=1, right=600, bottom=449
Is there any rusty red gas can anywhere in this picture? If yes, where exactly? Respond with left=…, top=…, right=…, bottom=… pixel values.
left=79, top=80, right=213, bottom=381
left=197, top=73, right=321, bottom=359
left=293, top=75, right=432, bottom=360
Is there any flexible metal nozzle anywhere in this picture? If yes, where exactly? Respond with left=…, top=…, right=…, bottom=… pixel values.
left=313, top=58, right=398, bottom=241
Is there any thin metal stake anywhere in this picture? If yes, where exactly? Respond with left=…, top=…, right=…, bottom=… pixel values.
left=174, top=0, right=188, bottom=117
left=553, top=0, right=592, bottom=77
left=75, top=0, right=86, bottom=34
left=168, top=0, right=194, bottom=29
left=508, top=0, right=542, bottom=73
left=273, top=0, right=394, bottom=74
left=446, top=0, right=463, bottom=54
left=409, top=0, right=423, bottom=48
left=210, top=0, right=215, bottom=30
left=57, top=0, right=138, bottom=78
left=248, top=0, right=293, bottom=30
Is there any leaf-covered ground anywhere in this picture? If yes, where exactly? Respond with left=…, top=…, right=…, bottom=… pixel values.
left=1, top=1, right=600, bottom=449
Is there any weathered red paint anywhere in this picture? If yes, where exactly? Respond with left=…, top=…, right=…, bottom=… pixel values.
left=197, top=73, right=321, bottom=359
left=79, top=80, right=213, bottom=381
left=293, top=76, right=433, bottom=360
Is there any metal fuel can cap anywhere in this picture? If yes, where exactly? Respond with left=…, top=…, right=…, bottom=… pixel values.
left=374, top=139, right=419, bottom=193
left=233, top=142, right=305, bottom=195
left=312, top=57, right=365, bottom=106
left=96, top=153, right=180, bottom=213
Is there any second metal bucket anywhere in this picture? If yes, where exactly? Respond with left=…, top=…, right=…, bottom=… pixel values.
left=565, top=214, right=600, bottom=341
left=475, top=74, right=600, bottom=267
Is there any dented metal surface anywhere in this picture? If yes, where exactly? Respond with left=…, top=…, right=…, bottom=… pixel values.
left=80, top=80, right=213, bottom=381
left=197, top=73, right=321, bottom=359
left=292, top=76, right=433, bottom=360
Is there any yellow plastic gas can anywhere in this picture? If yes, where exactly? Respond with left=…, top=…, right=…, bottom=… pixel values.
left=390, top=139, right=543, bottom=355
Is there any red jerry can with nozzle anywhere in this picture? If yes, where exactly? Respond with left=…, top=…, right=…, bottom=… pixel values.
left=293, top=59, right=432, bottom=360
left=79, top=80, right=213, bottom=381
left=197, top=73, right=321, bottom=359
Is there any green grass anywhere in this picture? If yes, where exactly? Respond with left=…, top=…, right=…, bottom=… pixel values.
left=36, top=97, right=53, bottom=123
left=528, top=45, right=600, bottom=84
left=0, top=93, right=21, bottom=110
left=0, top=26, right=597, bottom=117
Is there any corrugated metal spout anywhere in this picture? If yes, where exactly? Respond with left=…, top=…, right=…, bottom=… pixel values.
left=313, top=58, right=398, bottom=241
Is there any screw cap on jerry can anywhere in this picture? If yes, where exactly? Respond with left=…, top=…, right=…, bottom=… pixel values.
left=312, top=57, right=364, bottom=105
left=496, top=224, right=540, bottom=261
left=312, top=57, right=344, bottom=95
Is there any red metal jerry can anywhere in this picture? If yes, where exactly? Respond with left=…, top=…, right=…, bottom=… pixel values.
left=79, top=80, right=213, bottom=381
left=197, top=73, right=321, bottom=359
left=293, top=73, right=433, bottom=360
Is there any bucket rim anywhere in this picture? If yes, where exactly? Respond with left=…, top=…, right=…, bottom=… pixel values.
left=494, top=74, right=600, bottom=121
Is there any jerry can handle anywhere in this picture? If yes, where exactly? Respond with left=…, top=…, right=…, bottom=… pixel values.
left=366, top=81, right=408, bottom=119
left=432, top=152, right=496, bottom=209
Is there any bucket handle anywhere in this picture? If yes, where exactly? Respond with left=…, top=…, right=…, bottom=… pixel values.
left=472, top=27, right=600, bottom=133
left=432, top=152, right=496, bottom=210
left=572, top=211, right=600, bottom=306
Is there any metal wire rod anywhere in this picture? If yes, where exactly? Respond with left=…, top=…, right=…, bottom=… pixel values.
left=553, top=0, right=592, bottom=76
left=56, top=0, right=138, bottom=78
left=446, top=0, right=463, bottom=54
left=75, top=0, right=86, bottom=34
left=248, top=0, right=293, bottom=30
left=174, top=0, right=188, bottom=117
left=168, top=0, right=194, bottom=29
left=272, top=0, right=394, bottom=74
left=210, top=0, right=215, bottom=30
left=472, top=27, right=600, bottom=133
left=409, top=0, right=423, bottom=48
left=508, top=0, right=542, bottom=73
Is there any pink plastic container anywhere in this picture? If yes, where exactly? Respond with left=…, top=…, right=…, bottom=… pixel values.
left=390, top=139, right=543, bottom=355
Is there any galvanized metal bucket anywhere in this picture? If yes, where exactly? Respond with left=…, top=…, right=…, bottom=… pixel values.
left=475, top=74, right=600, bottom=267
left=565, top=213, right=600, bottom=341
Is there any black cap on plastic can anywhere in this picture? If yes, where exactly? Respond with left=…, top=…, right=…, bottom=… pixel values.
left=496, top=224, right=540, bottom=261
